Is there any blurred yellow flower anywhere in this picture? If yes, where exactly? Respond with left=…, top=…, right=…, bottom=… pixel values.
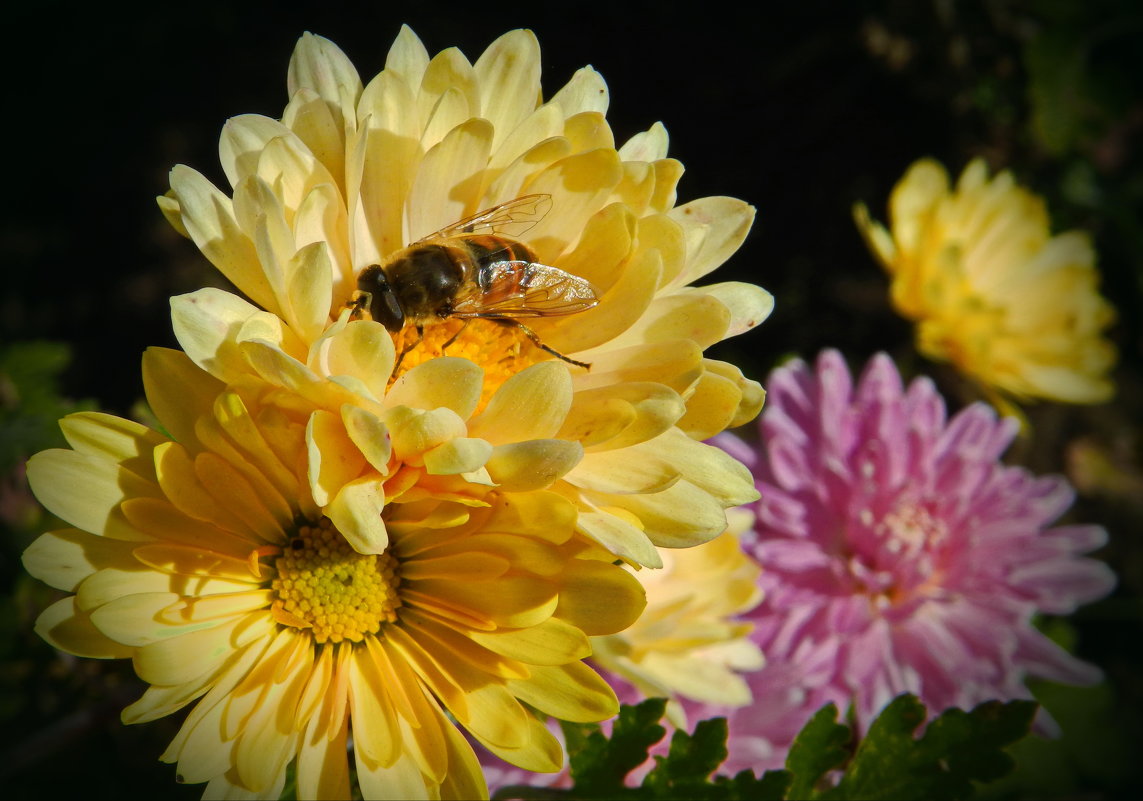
left=161, top=26, right=771, bottom=567
left=589, top=512, right=764, bottom=728
left=22, top=347, right=644, bottom=799
left=855, top=158, right=1116, bottom=406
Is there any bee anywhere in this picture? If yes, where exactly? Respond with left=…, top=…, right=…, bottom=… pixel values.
left=349, top=194, right=599, bottom=373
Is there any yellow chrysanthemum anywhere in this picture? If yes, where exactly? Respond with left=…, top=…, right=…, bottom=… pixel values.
left=160, top=26, right=771, bottom=567
left=589, top=511, right=764, bottom=728
left=22, top=347, right=645, bottom=800
left=855, top=157, right=1117, bottom=406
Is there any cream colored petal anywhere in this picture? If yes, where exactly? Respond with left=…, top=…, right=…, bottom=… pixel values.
left=637, top=213, right=688, bottom=288
left=142, top=348, right=224, bottom=451
left=549, top=66, right=609, bottom=115
left=564, top=447, right=679, bottom=495
left=132, top=544, right=260, bottom=583
left=287, top=32, right=362, bottom=132
left=666, top=196, right=755, bottom=289
left=679, top=359, right=765, bottom=435
left=691, top=281, right=775, bottom=339
left=508, top=662, right=618, bottom=722
left=317, top=319, right=395, bottom=402
left=170, top=288, right=264, bottom=384
left=151, top=443, right=257, bottom=549
left=285, top=241, right=334, bottom=343
left=294, top=182, right=354, bottom=307
left=26, top=449, right=154, bottom=539
left=594, top=479, right=729, bottom=548
left=296, top=679, right=351, bottom=800
left=674, top=369, right=742, bottom=440
left=564, top=111, right=615, bottom=152
left=889, top=158, right=950, bottom=254
left=649, top=429, right=758, bottom=506
left=356, top=72, right=422, bottom=263
left=169, top=165, right=275, bottom=312
left=468, top=361, right=571, bottom=444
left=384, top=357, right=484, bottom=419
left=852, top=202, right=897, bottom=268
left=22, top=528, right=136, bottom=592
left=537, top=246, right=661, bottom=354
left=419, top=50, right=478, bottom=140
left=283, top=89, right=348, bottom=198
left=484, top=135, right=572, bottom=207
left=548, top=201, right=636, bottom=294
left=560, top=382, right=685, bottom=451
left=524, top=149, right=624, bottom=264
left=157, top=190, right=189, bottom=238
left=134, top=614, right=258, bottom=686
left=420, top=86, right=473, bottom=153
left=484, top=440, right=585, bottom=494
left=572, top=340, right=703, bottom=397
left=467, top=616, right=590, bottom=665
left=618, top=121, right=670, bottom=162
left=423, top=437, right=493, bottom=475
left=232, top=175, right=291, bottom=312
left=218, top=113, right=288, bottom=185
left=355, top=747, right=428, bottom=800
left=60, top=412, right=164, bottom=482
left=328, top=476, right=388, bottom=554
left=384, top=405, right=469, bottom=465
left=406, top=117, right=494, bottom=241
left=384, top=24, right=431, bottom=88
left=34, top=597, right=134, bottom=658
left=86, top=591, right=179, bottom=646
left=649, top=158, right=684, bottom=214
left=190, top=453, right=287, bottom=544
left=307, top=410, right=367, bottom=507
left=575, top=510, right=662, bottom=568
left=210, top=391, right=300, bottom=508
left=488, top=103, right=564, bottom=171
left=601, top=291, right=730, bottom=351
left=474, top=29, right=541, bottom=152
left=556, top=559, right=645, bottom=635
left=340, top=405, right=392, bottom=475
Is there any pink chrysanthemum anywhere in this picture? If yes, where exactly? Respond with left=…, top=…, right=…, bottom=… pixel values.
left=712, top=349, right=1116, bottom=773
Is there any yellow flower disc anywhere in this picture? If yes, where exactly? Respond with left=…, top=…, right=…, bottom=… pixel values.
left=271, top=517, right=401, bottom=643
left=390, top=319, right=546, bottom=406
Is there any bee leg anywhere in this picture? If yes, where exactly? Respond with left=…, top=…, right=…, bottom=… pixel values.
left=440, top=319, right=471, bottom=353
left=392, top=325, right=424, bottom=376
left=513, top=322, right=592, bottom=370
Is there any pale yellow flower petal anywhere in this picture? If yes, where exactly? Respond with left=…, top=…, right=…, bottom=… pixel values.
left=468, top=361, right=571, bottom=444
left=485, top=440, right=584, bottom=491
left=507, top=661, right=618, bottom=722
left=666, top=196, right=756, bottom=288
left=327, top=476, right=388, bottom=554
left=383, top=356, right=484, bottom=419
left=34, top=596, right=135, bottom=658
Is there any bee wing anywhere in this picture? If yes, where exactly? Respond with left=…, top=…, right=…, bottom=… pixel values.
left=451, top=261, right=600, bottom=318
left=414, top=195, right=553, bottom=243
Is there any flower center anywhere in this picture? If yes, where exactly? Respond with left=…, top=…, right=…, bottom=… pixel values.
left=389, top=318, right=547, bottom=407
left=270, top=518, right=401, bottom=644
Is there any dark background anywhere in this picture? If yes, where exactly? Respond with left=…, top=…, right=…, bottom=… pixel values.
left=2, top=1, right=1141, bottom=797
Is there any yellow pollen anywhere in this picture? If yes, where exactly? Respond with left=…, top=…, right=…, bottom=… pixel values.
left=390, top=319, right=547, bottom=408
left=270, top=518, right=400, bottom=644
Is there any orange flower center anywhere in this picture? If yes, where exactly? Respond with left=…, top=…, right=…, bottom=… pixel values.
left=270, top=518, right=401, bottom=644
left=389, top=318, right=548, bottom=407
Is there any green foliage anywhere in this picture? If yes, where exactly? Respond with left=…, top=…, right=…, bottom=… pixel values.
left=497, top=696, right=1036, bottom=801
left=0, top=341, right=95, bottom=472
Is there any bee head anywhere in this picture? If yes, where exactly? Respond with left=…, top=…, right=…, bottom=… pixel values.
left=356, top=265, right=405, bottom=333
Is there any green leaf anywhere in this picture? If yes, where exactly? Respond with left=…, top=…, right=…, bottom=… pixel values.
left=784, top=702, right=851, bottom=798
left=821, top=695, right=1037, bottom=800
left=563, top=698, right=667, bottom=797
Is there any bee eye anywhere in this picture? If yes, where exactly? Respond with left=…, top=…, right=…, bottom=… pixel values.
left=358, top=265, right=404, bottom=333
